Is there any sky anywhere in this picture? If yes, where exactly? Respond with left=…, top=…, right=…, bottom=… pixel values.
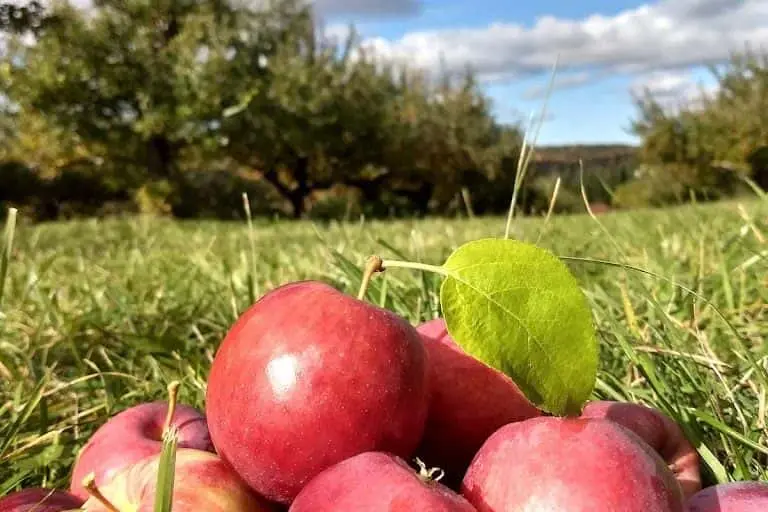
left=308, top=0, right=768, bottom=145
left=6, top=0, right=768, bottom=145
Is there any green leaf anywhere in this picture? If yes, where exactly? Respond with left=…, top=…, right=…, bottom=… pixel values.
left=153, top=426, right=179, bottom=512
left=439, top=238, right=598, bottom=416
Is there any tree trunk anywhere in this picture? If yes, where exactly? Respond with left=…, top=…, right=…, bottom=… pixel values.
left=346, top=173, right=390, bottom=205
left=288, top=156, right=310, bottom=218
left=396, top=181, right=434, bottom=215
left=261, top=157, right=313, bottom=219
left=147, top=135, right=174, bottom=179
left=287, top=192, right=305, bottom=219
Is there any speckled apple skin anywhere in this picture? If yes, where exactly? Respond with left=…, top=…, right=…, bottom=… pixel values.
left=205, top=281, right=430, bottom=505
left=69, top=401, right=213, bottom=501
left=81, top=448, right=275, bottom=512
left=414, top=318, right=542, bottom=485
left=686, top=481, right=768, bottom=512
left=289, top=451, right=477, bottom=511
left=581, top=400, right=701, bottom=498
left=461, top=417, right=685, bottom=512
left=0, top=487, right=83, bottom=512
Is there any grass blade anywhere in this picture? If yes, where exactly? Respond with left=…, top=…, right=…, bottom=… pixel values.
left=153, top=426, right=179, bottom=512
left=0, top=207, right=18, bottom=309
left=0, top=375, right=49, bottom=461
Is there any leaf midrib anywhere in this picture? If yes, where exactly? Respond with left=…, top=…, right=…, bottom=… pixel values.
left=443, top=267, right=570, bottom=411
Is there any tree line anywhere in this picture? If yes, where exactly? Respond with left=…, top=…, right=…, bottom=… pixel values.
left=617, top=48, right=768, bottom=208
left=0, top=1, right=764, bottom=222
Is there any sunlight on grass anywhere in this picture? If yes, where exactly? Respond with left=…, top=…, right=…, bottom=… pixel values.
left=0, top=197, right=766, bottom=490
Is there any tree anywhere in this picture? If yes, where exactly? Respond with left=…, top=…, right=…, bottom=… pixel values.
left=0, top=1, right=49, bottom=34
left=374, top=66, right=504, bottom=214
left=219, top=4, right=400, bottom=218
left=2, top=0, right=518, bottom=219
left=627, top=47, right=768, bottom=205
left=2, top=0, right=278, bottom=207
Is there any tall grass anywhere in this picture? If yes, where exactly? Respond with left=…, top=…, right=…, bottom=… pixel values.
left=0, top=196, right=766, bottom=493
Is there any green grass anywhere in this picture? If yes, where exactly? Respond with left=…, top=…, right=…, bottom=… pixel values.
left=1, top=198, right=767, bottom=496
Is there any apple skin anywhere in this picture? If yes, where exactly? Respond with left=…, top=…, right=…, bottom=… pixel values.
left=0, top=488, right=83, bottom=512
left=80, top=448, right=276, bottom=512
left=288, top=451, right=477, bottom=511
left=686, top=481, right=768, bottom=512
left=581, top=399, right=701, bottom=498
left=205, top=280, right=430, bottom=505
left=461, top=416, right=685, bottom=512
left=413, top=318, right=542, bottom=485
left=69, top=401, right=214, bottom=501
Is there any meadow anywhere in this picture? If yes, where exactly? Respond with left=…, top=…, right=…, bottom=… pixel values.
left=0, top=197, right=766, bottom=494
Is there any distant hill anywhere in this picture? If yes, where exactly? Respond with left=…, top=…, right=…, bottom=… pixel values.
left=528, top=144, right=639, bottom=179
left=533, top=143, right=638, bottom=164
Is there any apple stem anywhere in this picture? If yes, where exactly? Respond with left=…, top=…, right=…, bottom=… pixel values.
left=356, top=257, right=448, bottom=301
left=357, top=255, right=384, bottom=300
left=162, top=380, right=181, bottom=434
left=414, top=457, right=446, bottom=484
left=380, top=259, right=449, bottom=277
left=82, top=473, right=121, bottom=512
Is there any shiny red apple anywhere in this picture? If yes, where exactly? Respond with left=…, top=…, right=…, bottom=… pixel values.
left=413, top=318, right=542, bottom=485
left=461, top=416, right=685, bottom=511
left=80, top=448, right=275, bottom=511
left=69, top=393, right=213, bottom=501
left=205, top=280, right=430, bottom=505
left=0, top=488, right=83, bottom=512
left=289, top=451, right=476, bottom=511
left=581, top=399, right=701, bottom=498
left=686, top=481, right=768, bottom=512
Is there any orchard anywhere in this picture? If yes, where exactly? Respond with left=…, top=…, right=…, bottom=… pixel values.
left=1, top=228, right=767, bottom=511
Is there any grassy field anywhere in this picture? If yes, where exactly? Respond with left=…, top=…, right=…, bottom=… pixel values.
left=1, top=197, right=767, bottom=496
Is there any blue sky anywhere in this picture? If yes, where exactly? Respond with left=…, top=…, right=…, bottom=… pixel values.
left=312, top=0, right=764, bottom=146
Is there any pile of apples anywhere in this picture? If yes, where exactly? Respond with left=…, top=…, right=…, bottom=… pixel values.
left=3, top=280, right=767, bottom=511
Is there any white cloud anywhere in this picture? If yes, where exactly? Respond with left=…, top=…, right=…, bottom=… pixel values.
left=630, top=71, right=694, bottom=99
left=630, top=70, right=719, bottom=109
left=358, top=0, right=768, bottom=84
left=320, top=22, right=355, bottom=43
left=522, top=70, right=595, bottom=99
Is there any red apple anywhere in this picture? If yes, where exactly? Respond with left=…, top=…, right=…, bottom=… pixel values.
left=461, top=416, right=685, bottom=511
left=288, top=451, right=477, bottom=511
left=205, top=280, right=430, bottom=505
left=0, top=488, right=83, bottom=512
left=686, top=481, right=768, bottom=511
left=69, top=395, right=214, bottom=501
left=80, top=448, right=275, bottom=511
left=581, top=399, right=702, bottom=498
left=413, top=318, right=542, bottom=485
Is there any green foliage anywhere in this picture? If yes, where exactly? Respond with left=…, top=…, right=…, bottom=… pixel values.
left=627, top=47, right=768, bottom=207
left=1, top=0, right=636, bottom=221
left=1, top=0, right=540, bottom=221
left=1, top=0, right=305, bottom=215
left=439, top=238, right=599, bottom=416
left=0, top=1, right=48, bottom=34
left=527, top=175, right=585, bottom=214
left=220, top=7, right=400, bottom=217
